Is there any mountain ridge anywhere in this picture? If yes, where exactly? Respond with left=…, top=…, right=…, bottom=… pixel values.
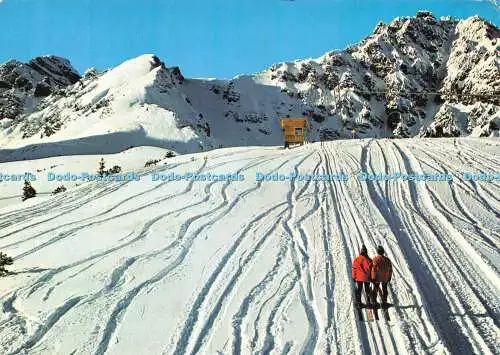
left=0, top=12, right=498, bottom=161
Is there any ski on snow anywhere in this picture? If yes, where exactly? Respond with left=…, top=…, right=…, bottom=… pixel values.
left=382, top=305, right=391, bottom=321
left=358, top=303, right=393, bottom=322
left=364, top=291, right=374, bottom=321
left=354, top=292, right=391, bottom=322
left=372, top=304, right=391, bottom=322
left=355, top=303, right=363, bottom=321
left=373, top=305, right=379, bottom=320
left=355, top=304, right=376, bottom=322
left=356, top=304, right=391, bottom=322
left=366, top=306, right=374, bottom=321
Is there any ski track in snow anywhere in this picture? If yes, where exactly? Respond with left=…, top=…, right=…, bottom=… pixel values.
left=0, top=139, right=499, bottom=355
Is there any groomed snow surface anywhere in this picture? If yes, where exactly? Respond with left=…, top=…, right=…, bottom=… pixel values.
left=0, top=138, right=499, bottom=354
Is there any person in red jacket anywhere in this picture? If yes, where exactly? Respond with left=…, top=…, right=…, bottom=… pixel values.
left=352, top=244, right=372, bottom=307
left=371, top=245, right=393, bottom=307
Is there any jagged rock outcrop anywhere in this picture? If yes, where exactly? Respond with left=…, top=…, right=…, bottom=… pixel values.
left=258, top=12, right=498, bottom=138
left=0, top=56, right=80, bottom=122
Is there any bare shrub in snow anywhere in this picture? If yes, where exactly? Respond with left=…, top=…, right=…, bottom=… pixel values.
left=52, top=185, right=67, bottom=194
left=22, top=180, right=36, bottom=201
left=0, top=252, right=14, bottom=276
left=98, top=158, right=106, bottom=177
left=145, top=159, right=161, bottom=168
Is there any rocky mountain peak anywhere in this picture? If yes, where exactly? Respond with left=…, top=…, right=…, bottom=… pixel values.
left=0, top=56, right=80, bottom=121
left=258, top=12, right=498, bottom=139
left=27, top=56, right=81, bottom=86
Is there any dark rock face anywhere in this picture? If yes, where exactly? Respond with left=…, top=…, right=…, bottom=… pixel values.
left=0, top=57, right=80, bottom=92
left=170, top=67, right=184, bottom=84
left=0, top=56, right=80, bottom=119
left=34, top=83, right=53, bottom=97
left=0, top=94, right=22, bottom=120
left=311, top=113, right=325, bottom=123
left=0, top=56, right=81, bottom=120
left=150, top=55, right=164, bottom=69
left=222, top=82, right=240, bottom=103
left=0, top=80, right=12, bottom=89
left=27, top=56, right=81, bottom=86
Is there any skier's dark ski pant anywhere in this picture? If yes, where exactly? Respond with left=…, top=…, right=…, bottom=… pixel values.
left=355, top=281, right=371, bottom=306
left=372, top=281, right=389, bottom=305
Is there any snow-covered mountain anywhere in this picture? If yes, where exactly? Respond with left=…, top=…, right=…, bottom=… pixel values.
left=0, top=12, right=498, bottom=161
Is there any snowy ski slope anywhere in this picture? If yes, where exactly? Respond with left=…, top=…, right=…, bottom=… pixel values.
left=0, top=138, right=499, bottom=354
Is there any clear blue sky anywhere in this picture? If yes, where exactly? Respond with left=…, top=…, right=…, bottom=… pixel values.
left=0, top=0, right=498, bottom=78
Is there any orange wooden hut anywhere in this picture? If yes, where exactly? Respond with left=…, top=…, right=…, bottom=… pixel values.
left=280, top=117, right=308, bottom=148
